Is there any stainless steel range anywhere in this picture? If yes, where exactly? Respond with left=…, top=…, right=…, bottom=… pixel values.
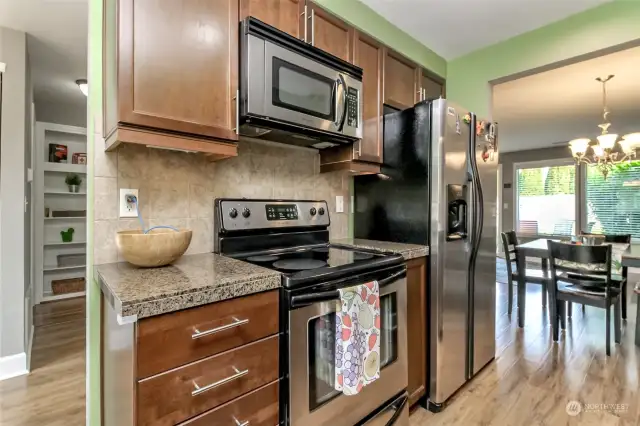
left=214, top=199, right=409, bottom=426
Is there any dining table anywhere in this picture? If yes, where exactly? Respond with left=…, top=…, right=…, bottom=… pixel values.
left=514, top=239, right=640, bottom=346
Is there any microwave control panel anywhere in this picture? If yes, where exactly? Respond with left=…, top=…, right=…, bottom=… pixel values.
left=346, top=87, right=359, bottom=128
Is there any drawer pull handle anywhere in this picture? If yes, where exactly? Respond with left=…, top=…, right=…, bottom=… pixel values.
left=192, top=366, right=249, bottom=396
left=191, top=317, right=249, bottom=339
left=233, top=417, right=249, bottom=426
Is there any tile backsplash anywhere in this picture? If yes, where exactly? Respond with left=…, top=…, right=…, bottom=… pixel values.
left=93, top=138, right=351, bottom=264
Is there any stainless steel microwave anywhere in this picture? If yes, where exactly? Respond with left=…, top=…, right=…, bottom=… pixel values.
left=239, top=17, right=363, bottom=149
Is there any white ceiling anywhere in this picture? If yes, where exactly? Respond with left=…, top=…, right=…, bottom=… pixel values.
left=358, top=0, right=611, bottom=60
left=0, top=0, right=87, bottom=117
left=493, top=46, right=640, bottom=153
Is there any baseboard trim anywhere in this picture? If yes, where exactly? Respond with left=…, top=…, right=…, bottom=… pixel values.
left=0, top=352, right=28, bottom=381
left=26, top=325, right=35, bottom=372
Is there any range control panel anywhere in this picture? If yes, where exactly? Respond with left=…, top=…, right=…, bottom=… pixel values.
left=345, top=87, right=359, bottom=129
left=218, top=199, right=330, bottom=231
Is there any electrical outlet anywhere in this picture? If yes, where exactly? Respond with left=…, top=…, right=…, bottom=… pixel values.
left=336, top=195, right=344, bottom=213
left=120, top=188, right=139, bottom=218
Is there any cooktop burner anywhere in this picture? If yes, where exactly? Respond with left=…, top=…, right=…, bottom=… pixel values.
left=272, top=259, right=328, bottom=270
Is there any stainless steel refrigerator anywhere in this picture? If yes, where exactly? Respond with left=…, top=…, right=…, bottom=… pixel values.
left=354, top=98, right=498, bottom=412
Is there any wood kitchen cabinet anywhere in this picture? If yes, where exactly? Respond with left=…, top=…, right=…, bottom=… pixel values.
left=103, top=0, right=239, bottom=159
left=319, top=30, right=382, bottom=173
left=102, top=290, right=280, bottom=426
left=306, top=2, right=354, bottom=63
left=240, top=0, right=305, bottom=40
left=406, top=256, right=428, bottom=407
left=420, top=69, right=446, bottom=101
left=384, top=49, right=421, bottom=110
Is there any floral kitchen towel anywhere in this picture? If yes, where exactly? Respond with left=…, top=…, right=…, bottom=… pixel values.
left=335, top=281, right=381, bottom=396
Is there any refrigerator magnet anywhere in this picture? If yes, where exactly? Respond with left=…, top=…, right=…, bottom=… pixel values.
left=456, top=114, right=461, bottom=134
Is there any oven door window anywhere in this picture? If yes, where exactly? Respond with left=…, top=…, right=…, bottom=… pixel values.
left=307, top=293, right=398, bottom=411
left=272, top=57, right=335, bottom=121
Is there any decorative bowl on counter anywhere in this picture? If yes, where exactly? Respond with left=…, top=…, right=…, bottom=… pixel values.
left=116, top=229, right=192, bottom=267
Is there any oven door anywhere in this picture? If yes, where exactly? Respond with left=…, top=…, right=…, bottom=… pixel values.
left=289, top=267, right=408, bottom=426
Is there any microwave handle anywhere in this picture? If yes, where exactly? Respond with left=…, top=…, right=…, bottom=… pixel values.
left=334, top=74, right=347, bottom=130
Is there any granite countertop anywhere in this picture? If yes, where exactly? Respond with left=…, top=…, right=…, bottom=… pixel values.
left=96, top=253, right=281, bottom=320
left=331, top=238, right=429, bottom=260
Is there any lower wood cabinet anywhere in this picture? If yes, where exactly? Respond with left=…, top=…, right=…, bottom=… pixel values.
left=102, top=290, right=280, bottom=426
left=406, top=256, right=428, bottom=407
left=180, top=382, right=279, bottom=426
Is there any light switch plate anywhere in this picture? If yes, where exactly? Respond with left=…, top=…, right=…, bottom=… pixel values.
left=120, top=188, right=139, bottom=218
left=503, top=203, right=509, bottom=209
left=336, top=196, right=344, bottom=213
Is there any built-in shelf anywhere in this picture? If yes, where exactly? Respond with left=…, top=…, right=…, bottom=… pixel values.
left=44, top=190, right=86, bottom=196
left=44, top=241, right=87, bottom=246
left=44, top=216, right=87, bottom=221
left=42, top=291, right=86, bottom=302
left=43, top=163, right=87, bottom=173
left=43, top=264, right=86, bottom=272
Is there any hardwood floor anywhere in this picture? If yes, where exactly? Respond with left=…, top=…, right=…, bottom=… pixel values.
left=0, top=297, right=85, bottom=426
left=410, top=277, right=640, bottom=426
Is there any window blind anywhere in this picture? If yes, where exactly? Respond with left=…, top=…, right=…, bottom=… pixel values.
left=585, top=161, right=640, bottom=238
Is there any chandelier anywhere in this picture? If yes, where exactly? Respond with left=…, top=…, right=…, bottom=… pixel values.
left=568, top=75, right=640, bottom=179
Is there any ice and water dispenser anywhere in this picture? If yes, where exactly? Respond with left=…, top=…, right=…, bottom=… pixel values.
left=446, top=184, right=467, bottom=241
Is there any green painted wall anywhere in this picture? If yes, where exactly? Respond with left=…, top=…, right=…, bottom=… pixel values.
left=87, top=0, right=100, bottom=424
left=316, top=0, right=446, bottom=77
left=447, top=1, right=640, bottom=117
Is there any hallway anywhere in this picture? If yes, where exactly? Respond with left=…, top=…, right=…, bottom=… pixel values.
left=0, top=298, right=85, bottom=426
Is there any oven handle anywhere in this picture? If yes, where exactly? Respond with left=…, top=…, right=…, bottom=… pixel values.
left=384, top=394, right=408, bottom=426
left=290, top=269, right=406, bottom=308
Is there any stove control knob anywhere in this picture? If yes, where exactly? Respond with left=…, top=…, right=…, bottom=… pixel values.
left=242, top=208, right=251, bottom=218
left=310, top=207, right=317, bottom=216
left=229, top=208, right=238, bottom=219
left=318, top=207, right=325, bottom=216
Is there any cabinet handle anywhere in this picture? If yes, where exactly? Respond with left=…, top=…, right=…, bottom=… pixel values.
left=192, top=317, right=249, bottom=339
left=354, top=140, right=362, bottom=158
left=303, top=5, right=308, bottom=43
left=310, top=8, right=315, bottom=45
left=423, top=88, right=426, bottom=101
left=192, top=367, right=249, bottom=396
left=234, top=89, right=239, bottom=134
left=233, top=417, right=250, bottom=426
left=417, top=88, right=422, bottom=102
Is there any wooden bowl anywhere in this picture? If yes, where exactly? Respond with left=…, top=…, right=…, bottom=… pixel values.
left=116, top=229, right=192, bottom=267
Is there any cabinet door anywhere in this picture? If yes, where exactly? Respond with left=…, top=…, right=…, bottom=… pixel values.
left=118, top=0, right=238, bottom=141
left=422, top=70, right=445, bottom=101
left=307, top=2, right=353, bottom=63
left=384, top=49, right=420, bottom=110
left=240, top=0, right=305, bottom=40
left=353, top=32, right=383, bottom=163
left=406, top=257, right=427, bottom=407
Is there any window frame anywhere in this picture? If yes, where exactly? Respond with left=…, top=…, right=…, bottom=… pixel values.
left=513, top=158, right=579, bottom=238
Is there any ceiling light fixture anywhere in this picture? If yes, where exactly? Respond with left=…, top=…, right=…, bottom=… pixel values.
left=76, top=79, right=88, bottom=97
left=568, top=75, right=639, bottom=178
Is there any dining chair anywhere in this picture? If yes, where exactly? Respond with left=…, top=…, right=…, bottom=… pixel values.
left=501, top=231, right=548, bottom=315
left=571, top=233, right=631, bottom=319
left=547, top=240, right=622, bottom=356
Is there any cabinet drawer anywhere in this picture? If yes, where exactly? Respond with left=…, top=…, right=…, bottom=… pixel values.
left=180, top=381, right=279, bottom=426
left=137, top=290, right=279, bottom=379
left=137, top=336, right=279, bottom=426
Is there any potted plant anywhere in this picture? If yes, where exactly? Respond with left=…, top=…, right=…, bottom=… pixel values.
left=65, top=174, right=82, bottom=193
left=61, top=228, right=75, bottom=243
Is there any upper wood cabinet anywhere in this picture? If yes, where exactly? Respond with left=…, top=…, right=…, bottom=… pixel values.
left=103, top=0, right=239, bottom=158
left=420, top=69, right=445, bottom=101
left=240, top=0, right=305, bottom=40
left=353, top=31, right=383, bottom=164
left=383, top=49, right=420, bottom=110
left=306, top=2, right=353, bottom=63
